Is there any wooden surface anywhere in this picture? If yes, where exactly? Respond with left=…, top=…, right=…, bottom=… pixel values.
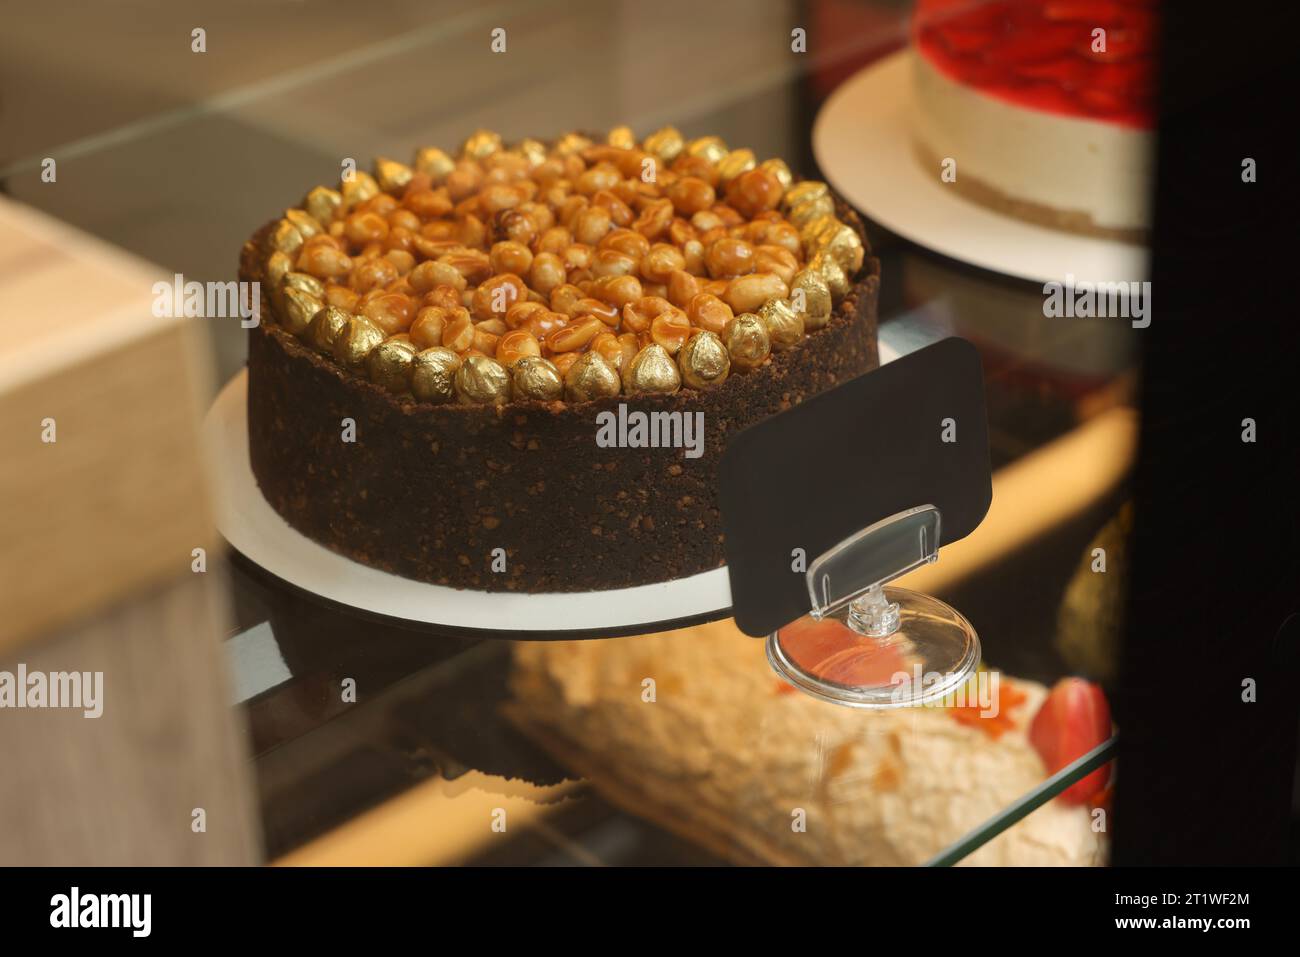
left=276, top=771, right=575, bottom=867
left=0, top=197, right=260, bottom=864
left=899, top=406, right=1136, bottom=593
left=0, top=570, right=261, bottom=865
left=0, top=196, right=218, bottom=654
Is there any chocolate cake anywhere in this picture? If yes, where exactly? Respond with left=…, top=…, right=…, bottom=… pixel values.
left=241, top=128, right=879, bottom=592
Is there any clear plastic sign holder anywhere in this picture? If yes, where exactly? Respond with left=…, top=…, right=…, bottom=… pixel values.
left=767, top=504, right=981, bottom=708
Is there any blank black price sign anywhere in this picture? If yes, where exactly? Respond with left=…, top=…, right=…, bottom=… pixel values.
left=720, top=337, right=992, bottom=636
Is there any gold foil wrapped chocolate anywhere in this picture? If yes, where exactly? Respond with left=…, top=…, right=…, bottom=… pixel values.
left=686, top=135, right=728, bottom=166
left=799, top=214, right=841, bottom=258
left=623, top=343, right=681, bottom=395
left=511, top=355, right=564, bottom=401
left=282, top=271, right=325, bottom=300
left=284, top=208, right=323, bottom=240
left=564, top=352, right=621, bottom=402
left=414, top=146, right=455, bottom=183
left=367, top=336, right=417, bottom=394
left=759, top=158, right=793, bottom=190
left=340, top=170, right=380, bottom=208
left=716, top=148, right=756, bottom=186
left=461, top=129, right=503, bottom=160
left=455, top=354, right=511, bottom=405
left=723, top=313, right=771, bottom=371
left=789, top=269, right=833, bottom=330
left=757, top=298, right=805, bottom=351
left=810, top=252, right=850, bottom=302
left=411, top=347, right=461, bottom=403
left=265, top=250, right=292, bottom=290
left=642, top=126, right=684, bottom=164
left=803, top=217, right=863, bottom=274
left=781, top=180, right=829, bottom=213
left=787, top=193, right=836, bottom=228
left=281, top=287, right=323, bottom=337
left=374, top=157, right=414, bottom=193
left=607, top=125, right=637, bottom=150
left=678, top=331, right=731, bottom=390
left=303, top=186, right=343, bottom=225
left=333, top=316, right=385, bottom=371
left=270, top=219, right=304, bottom=256
left=308, top=305, right=352, bottom=354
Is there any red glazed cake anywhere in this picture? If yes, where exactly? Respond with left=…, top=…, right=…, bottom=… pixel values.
left=912, top=0, right=1158, bottom=240
left=241, top=128, right=879, bottom=593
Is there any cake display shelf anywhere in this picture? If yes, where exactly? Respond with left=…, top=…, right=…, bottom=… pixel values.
left=813, top=51, right=1149, bottom=285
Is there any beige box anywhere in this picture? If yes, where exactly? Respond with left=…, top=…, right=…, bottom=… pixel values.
left=0, top=198, right=260, bottom=865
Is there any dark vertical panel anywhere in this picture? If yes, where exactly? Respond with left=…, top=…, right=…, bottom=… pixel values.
left=1113, top=1, right=1300, bottom=864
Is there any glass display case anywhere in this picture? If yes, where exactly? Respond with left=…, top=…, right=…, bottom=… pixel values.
left=2, top=0, right=1141, bottom=866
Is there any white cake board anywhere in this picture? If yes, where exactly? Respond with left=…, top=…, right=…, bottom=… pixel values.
left=204, top=341, right=897, bottom=636
left=813, top=51, right=1149, bottom=285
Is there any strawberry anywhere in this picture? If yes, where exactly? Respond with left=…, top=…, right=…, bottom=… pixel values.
left=1028, top=677, right=1113, bottom=804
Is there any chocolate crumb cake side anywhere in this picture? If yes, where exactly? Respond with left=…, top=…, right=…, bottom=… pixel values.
left=241, top=128, right=879, bottom=593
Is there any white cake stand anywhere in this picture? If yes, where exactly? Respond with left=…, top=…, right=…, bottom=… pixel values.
left=813, top=50, right=1149, bottom=285
left=204, top=343, right=899, bottom=637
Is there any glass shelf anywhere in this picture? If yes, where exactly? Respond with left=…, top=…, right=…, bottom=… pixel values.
left=926, top=736, right=1118, bottom=867
left=1, top=0, right=1129, bottom=866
